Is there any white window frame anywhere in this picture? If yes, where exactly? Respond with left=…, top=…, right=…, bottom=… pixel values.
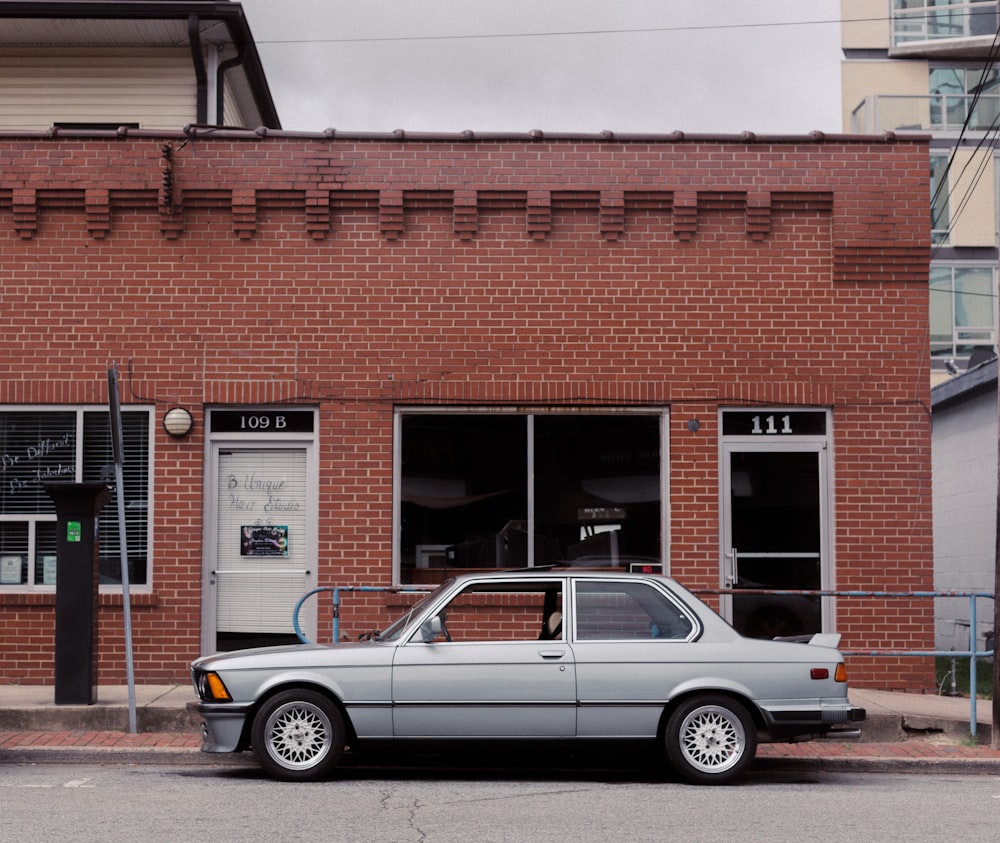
left=0, top=405, right=154, bottom=592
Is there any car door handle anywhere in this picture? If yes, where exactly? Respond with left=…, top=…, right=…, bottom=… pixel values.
left=538, top=650, right=565, bottom=659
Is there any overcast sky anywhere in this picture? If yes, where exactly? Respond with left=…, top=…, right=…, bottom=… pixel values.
left=239, top=0, right=845, bottom=135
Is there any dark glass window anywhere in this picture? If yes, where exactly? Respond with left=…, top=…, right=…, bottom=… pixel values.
left=399, top=412, right=662, bottom=584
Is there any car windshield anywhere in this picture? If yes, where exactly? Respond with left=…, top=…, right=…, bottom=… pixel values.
left=376, top=581, right=451, bottom=642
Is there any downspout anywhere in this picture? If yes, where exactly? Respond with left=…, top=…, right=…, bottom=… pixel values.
left=187, top=14, right=208, bottom=125
left=216, top=43, right=247, bottom=126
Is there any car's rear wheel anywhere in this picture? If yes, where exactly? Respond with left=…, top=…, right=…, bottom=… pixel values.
left=251, top=689, right=345, bottom=782
left=665, top=695, right=756, bottom=785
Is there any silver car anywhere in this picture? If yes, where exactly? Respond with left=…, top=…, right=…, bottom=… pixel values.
left=189, top=570, right=864, bottom=784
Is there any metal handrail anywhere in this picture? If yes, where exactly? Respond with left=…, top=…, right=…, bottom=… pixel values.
left=698, top=588, right=995, bottom=739
left=293, top=583, right=995, bottom=739
left=293, top=585, right=433, bottom=644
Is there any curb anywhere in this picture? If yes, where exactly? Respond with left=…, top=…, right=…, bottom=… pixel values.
left=0, top=746, right=255, bottom=767
left=754, top=755, right=1000, bottom=775
left=0, top=708, right=198, bottom=734
left=4, top=746, right=1000, bottom=775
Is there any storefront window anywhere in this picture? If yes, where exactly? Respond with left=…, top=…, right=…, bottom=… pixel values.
left=398, top=411, right=663, bottom=584
left=0, top=408, right=151, bottom=588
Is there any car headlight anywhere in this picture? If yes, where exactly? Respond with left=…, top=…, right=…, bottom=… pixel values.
left=194, top=670, right=233, bottom=702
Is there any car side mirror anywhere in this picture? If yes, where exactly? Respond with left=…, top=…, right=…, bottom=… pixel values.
left=419, top=615, right=443, bottom=642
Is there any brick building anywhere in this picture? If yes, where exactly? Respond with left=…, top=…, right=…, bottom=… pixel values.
left=0, top=128, right=932, bottom=688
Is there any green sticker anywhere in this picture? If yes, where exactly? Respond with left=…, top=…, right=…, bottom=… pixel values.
left=67, top=521, right=82, bottom=542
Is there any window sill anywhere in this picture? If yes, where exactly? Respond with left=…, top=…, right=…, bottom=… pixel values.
left=0, top=591, right=159, bottom=608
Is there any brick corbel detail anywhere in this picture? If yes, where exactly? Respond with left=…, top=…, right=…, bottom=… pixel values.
left=600, top=190, right=625, bottom=241
left=12, top=188, right=37, bottom=239
left=305, top=189, right=331, bottom=240
left=379, top=189, right=404, bottom=239
left=232, top=188, right=257, bottom=239
left=159, top=194, right=184, bottom=239
left=527, top=190, right=551, bottom=240
left=453, top=189, right=478, bottom=240
left=672, top=190, right=698, bottom=241
left=745, top=191, right=771, bottom=241
left=85, top=188, right=111, bottom=239
left=832, top=189, right=930, bottom=283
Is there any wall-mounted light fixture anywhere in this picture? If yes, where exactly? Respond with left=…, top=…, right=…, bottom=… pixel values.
left=163, top=407, right=194, bottom=438
left=687, top=419, right=701, bottom=434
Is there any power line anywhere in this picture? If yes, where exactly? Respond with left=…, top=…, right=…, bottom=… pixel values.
left=249, top=7, right=1000, bottom=47
left=249, top=15, right=855, bottom=47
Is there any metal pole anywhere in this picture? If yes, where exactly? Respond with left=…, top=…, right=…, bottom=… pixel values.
left=108, top=365, right=137, bottom=734
left=994, top=368, right=1000, bottom=749
left=113, top=459, right=136, bottom=734
left=970, top=595, right=977, bottom=739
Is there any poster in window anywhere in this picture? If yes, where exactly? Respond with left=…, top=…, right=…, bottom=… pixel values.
left=240, top=525, right=289, bottom=557
left=1, top=555, right=22, bottom=584
left=42, top=555, right=57, bottom=585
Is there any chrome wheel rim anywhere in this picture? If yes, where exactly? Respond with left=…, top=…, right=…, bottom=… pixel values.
left=677, top=704, right=746, bottom=774
left=263, top=700, right=332, bottom=771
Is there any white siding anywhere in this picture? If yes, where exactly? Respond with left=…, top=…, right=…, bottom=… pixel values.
left=932, top=387, right=998, bottom=649
left=0, top=48, right=197, bottom=130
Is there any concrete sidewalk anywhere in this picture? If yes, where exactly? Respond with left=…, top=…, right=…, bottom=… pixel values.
left=2, top=684, right=1000, bottom=773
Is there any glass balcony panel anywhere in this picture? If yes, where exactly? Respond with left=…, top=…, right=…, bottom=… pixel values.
left=892, top=1, right=1000, bottom=47
left=851, top=94, right=1000, bottom=132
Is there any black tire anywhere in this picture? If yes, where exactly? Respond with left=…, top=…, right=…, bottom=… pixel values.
left=251, top=689, right=345, bottom=782
left=665, top=695, right=757, bottom=785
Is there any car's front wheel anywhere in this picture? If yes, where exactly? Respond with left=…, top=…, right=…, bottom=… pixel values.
left=665, top=695, right=756, bottom=785
left=251, top=689, right=345, bottom=782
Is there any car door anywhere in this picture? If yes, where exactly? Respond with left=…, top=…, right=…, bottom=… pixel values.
left=390, top=578, right=577, bottom=737
left=571, top=578, right=700, bottom=738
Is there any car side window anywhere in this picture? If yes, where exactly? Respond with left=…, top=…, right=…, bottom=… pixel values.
left=429, top=580, right=564, bottom=643
left=574, top=581, right=694, bottom=641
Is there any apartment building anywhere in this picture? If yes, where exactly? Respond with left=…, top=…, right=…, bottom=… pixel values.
left=843, top=0, right=1000, bottom=383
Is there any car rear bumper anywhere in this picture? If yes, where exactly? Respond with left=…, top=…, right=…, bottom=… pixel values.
left=762, top=704, right=866, bottom=741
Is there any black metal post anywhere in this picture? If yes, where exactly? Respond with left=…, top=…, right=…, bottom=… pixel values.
left=44, top=481, right=111, bottom=705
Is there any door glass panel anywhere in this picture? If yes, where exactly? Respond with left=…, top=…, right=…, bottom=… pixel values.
left=729, top=450, right=821, bottom=639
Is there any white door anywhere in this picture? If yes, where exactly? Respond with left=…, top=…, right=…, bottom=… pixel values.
left=211, top=447, right=315, bottom=651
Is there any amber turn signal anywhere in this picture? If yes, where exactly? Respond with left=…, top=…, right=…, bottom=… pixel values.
left=204, top=672, right=232, bottom=701
left=835, top=663, right=848, bottom=683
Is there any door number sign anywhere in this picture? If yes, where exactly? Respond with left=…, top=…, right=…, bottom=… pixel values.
left=722, top=411, right=826, bottom=437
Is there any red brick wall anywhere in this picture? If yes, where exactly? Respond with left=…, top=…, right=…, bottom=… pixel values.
left=0, top=131, right=931, bottom=689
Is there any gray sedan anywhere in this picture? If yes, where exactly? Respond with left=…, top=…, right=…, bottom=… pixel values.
left=189, top=570, right=864, bottom=784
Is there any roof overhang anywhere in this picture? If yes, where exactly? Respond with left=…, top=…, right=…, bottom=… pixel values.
left=932, top=358, right=998, bottom=411
left=0, top=1, right=280, bottom=128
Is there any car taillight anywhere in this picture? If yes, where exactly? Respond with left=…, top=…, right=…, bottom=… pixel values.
left=835, top=663, right=848, bottom=683
left=810, top=668, right=829, bottom=680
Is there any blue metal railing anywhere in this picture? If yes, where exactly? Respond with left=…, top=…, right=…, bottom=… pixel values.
left=698, top=588, right=995, bottom=739
left=293, top=584, right=995, bottom=739
left=293, top=585, right=433, bottom=645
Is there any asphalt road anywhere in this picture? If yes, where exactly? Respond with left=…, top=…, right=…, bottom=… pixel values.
left=2, top=762, right=999, bottom=842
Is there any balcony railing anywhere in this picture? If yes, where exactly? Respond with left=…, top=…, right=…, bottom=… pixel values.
left=892, top=0, right=1000, bottom=49
left=851, top=93, right=1000, bottom=133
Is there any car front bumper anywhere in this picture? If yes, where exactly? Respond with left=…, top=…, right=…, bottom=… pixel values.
left=186, top=700, right=254, bottom=753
